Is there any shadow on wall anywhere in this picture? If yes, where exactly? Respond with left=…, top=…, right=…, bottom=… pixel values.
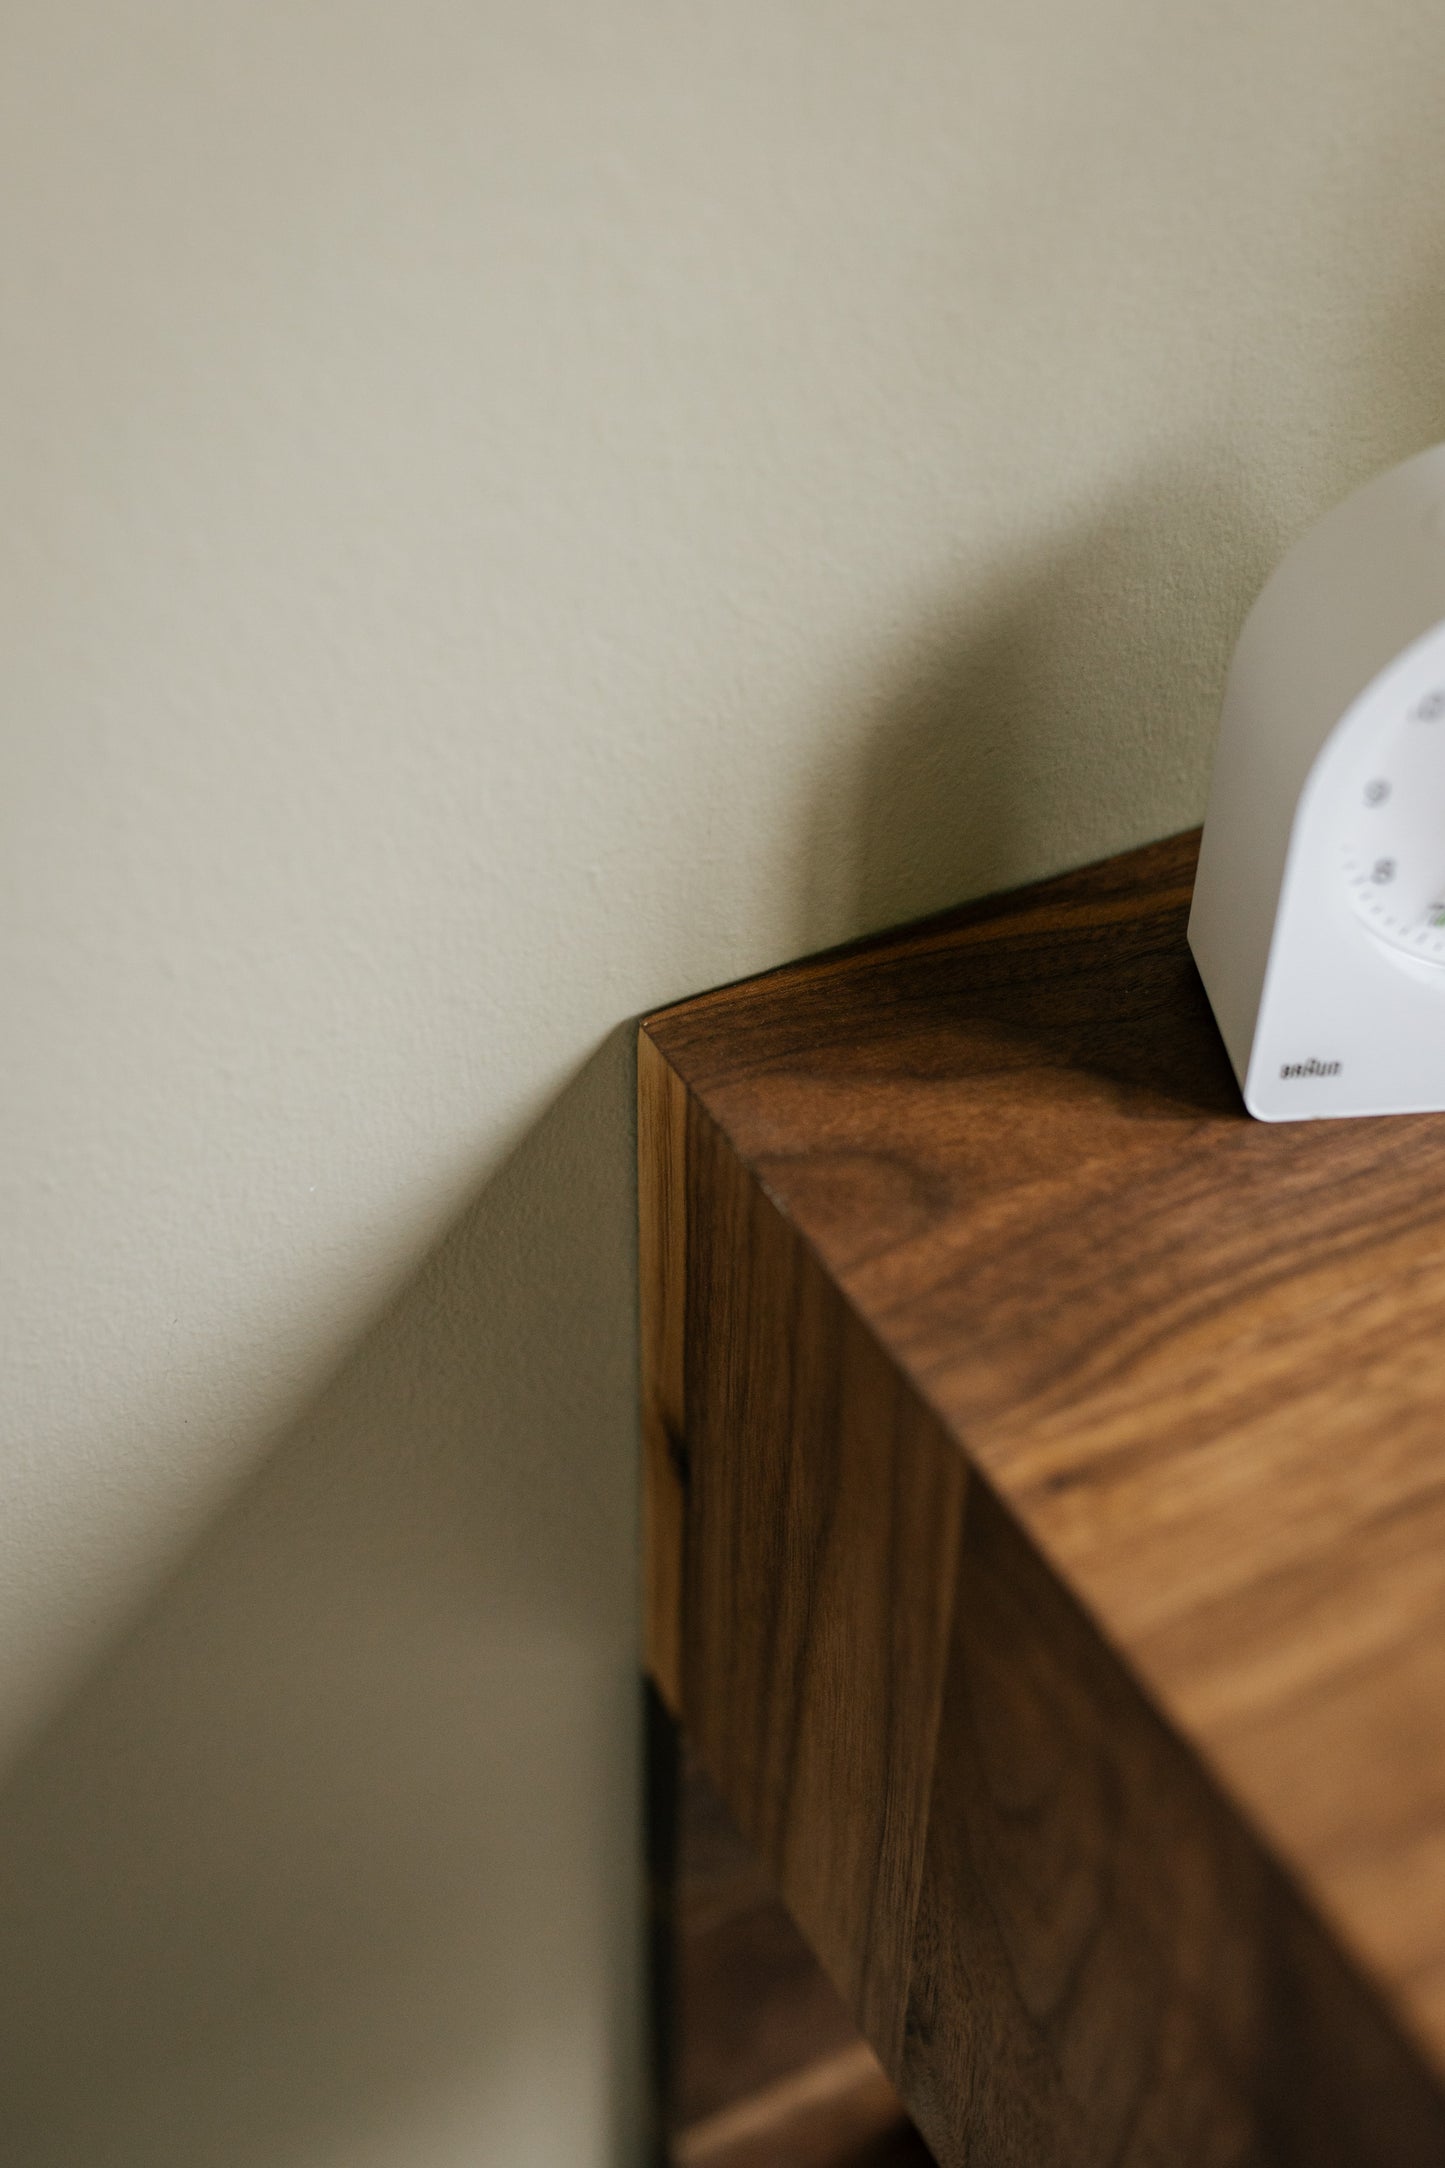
left=794, top=460, right=1284, bottom=951
left=0, top=1029, right=644, bottom=2168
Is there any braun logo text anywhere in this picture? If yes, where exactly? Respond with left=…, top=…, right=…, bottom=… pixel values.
left=1279, top=1058, right=1342, bottom=1080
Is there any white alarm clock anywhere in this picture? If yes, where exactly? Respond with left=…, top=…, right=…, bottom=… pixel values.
left=1189, top=443, right=1445, bottom=1120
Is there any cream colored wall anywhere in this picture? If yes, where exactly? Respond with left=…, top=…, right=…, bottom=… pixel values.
left=3, top=1, right=1444, bottom=2161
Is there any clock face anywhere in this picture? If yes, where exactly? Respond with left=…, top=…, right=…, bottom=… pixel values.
left=1341, top=681, right=1445, bottom=967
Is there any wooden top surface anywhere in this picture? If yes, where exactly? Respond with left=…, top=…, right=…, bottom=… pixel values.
left=643, top=830, right=1445, bottom=2079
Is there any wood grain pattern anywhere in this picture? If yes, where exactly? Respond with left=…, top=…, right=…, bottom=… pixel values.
left=682, top=1099, right=966, bottom=2076
left=668, top=1744, right=935, bottom=2168
left=640, top=829, right=1445, bottom=2166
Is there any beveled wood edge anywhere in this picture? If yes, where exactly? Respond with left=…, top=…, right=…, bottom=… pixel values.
left=639, top=1027, right=688, bottom=1715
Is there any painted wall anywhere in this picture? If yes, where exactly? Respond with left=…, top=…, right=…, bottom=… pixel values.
left=3, top=1, right=1444, bottom=2161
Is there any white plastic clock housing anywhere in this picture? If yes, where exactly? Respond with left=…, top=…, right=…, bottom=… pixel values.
left=1189, top=444, right=1445, bottom=1120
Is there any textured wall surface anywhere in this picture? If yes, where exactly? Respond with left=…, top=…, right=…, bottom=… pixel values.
left=3, top=2, right=1445, bottom=2161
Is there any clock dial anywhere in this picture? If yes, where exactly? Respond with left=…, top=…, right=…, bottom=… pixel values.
left=1341, top=684, right=1445, bottom=966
